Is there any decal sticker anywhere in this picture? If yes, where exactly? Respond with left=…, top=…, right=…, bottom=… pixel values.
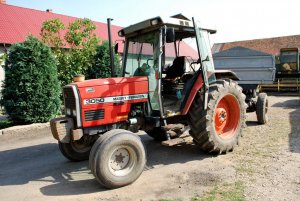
left=84, top=93, right=148, bottom=105
left=86, top=87, right=95, bottom=92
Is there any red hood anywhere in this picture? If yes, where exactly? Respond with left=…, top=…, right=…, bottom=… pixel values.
left=74, top=76, right=148, bottom=88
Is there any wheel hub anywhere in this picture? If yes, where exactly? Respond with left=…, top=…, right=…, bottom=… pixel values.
left=214, top=95, right=240, bottom=139
left=110, top=148, right=130, bottom=170
left=217, top=108, right=227, bottom=123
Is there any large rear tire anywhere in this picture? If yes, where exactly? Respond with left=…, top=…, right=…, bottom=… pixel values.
left=92, top=130, right=146, bottom=188
left=58, top=138, right=91, bottom=161
left=188, top=79, right=247, bottom=154
left=256, top=93, right=268, bottom=124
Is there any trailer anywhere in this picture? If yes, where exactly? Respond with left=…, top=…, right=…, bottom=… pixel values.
left=213, top=46, right=276, bottom=124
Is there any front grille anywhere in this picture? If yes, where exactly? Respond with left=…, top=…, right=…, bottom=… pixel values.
left=63, top=87, right=76, bottom=110
left=84, top=109, right=105, bottom=121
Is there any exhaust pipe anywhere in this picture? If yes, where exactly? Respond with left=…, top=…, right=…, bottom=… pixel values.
left=107, top=18, right=115, bottom=77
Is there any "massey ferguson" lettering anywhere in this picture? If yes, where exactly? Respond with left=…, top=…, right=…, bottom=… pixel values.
left=84, top=94, right=148, bottom=105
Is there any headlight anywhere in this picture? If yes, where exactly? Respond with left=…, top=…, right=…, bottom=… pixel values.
left=66, top=108, right=71, bottom=115
left=72, top=109, right=77, bottom=117
left=151, top=19, right=159, bottom=26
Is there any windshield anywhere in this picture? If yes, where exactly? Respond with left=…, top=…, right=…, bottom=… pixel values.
left=280, top=51, right=297, bottom=63
left=123, top=31, right=160, bottom=77
left=123, top=31, right=161, bottom=111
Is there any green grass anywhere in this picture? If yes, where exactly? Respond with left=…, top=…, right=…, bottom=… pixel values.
left=0, top=120, right=14, bottom=129
left=192, top=181, right=246, bottom=201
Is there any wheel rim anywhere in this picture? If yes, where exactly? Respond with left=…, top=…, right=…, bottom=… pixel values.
left=70, top=139, right=90, bottom=153
left=214, top=94, right=240, bottom=139
left=109, top=146, right=136, bottom=177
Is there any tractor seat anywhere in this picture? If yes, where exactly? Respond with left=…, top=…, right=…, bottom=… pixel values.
left=165, top=56, right=186, bottom=79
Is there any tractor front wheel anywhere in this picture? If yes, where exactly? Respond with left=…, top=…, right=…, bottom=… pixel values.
left=58, top=137, right=91, bottom=161
left=92, top=130, right=146, bottom=188
left=188, top=79, right=247, bottom=154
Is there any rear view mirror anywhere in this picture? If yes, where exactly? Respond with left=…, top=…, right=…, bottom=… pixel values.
left=166, top=28, right=175, bottom=43
left=114, top=43, right=119, bottom=54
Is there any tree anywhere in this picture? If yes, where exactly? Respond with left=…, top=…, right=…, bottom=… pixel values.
left=41, top=18, right=65, bottom=50
left=0, top=36, right=61, bottom=123
left=41, top=18, right=100, bottom=87
left=86, top=40, right=121, bottom=79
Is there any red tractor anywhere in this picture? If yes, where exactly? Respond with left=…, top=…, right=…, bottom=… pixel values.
left=50, top=14, right=246, bottom=189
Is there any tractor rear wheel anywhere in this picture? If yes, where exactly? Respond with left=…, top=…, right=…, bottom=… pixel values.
left=92, top=130, right=146, bottom=188
left=58, top=137, right=91, bottom=161
left=256, top=93, right=268, bottom=124
left=188, top=79, right=247, bottom=154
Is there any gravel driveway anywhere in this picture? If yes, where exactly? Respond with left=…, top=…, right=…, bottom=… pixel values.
left=0, top=95, right=299, bottom=201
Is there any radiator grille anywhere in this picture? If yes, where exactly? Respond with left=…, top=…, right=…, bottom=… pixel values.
left=84, top=109, right=105, bottom=121
left=63, top=87, right=76, bottom=110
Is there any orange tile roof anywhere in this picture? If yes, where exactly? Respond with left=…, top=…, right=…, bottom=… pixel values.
left=213, top=35, right=300, bottom=55
left=0, top=3, right=122, bottom=46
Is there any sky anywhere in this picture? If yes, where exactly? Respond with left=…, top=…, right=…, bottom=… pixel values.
left=7, top=0, right=300, bottom=45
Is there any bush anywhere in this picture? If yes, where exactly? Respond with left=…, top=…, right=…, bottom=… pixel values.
left=0, top=36, right=61, bottom=124
left=41, top=18, right=100, bottom=87
left=86, top=41, right=121, bottom=79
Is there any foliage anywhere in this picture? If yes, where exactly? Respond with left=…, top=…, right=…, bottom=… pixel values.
left=41, top=18, right=65, bottom=49
left=0, top=53, right=7, bottom=65
left=86, top=40, right=121, bottom=79
left=41, top=18, right=100, bottom=87
left=0, top=36, right=61, bottom=123
left=0, top=120, right=14, bottom=130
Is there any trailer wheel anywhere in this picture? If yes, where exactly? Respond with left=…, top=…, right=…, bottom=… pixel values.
left=92, top=130, right=146, bottom=188
left=256, top=93, right=268, bottom=124
left=146, top=127, right=169, bottom=141
left=89, top=129, right=132, bottom=175
left=188, top=79, right=247, bottom=154
left=58, top=138, right=91, bottom=161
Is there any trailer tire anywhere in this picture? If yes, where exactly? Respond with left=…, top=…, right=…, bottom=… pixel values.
left=93, top=130, right=146, bottom=188
left=256, top=93, right=268, bottom=124
left=58, top=138, right=91, bottom=161
left=188, top=79, right=247, bottom=154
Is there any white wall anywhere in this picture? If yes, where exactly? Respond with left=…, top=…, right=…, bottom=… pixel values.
left=0, top=46, right=5, bottom=98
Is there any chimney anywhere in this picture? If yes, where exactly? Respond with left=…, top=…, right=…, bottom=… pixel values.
left=0, top=0, right=6, bottom=4
left=46, top=9, right=53, bottom=13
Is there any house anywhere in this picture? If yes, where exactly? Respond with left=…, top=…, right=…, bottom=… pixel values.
left=0, top=1, right=123, bottom=94
left=212, top=35, right=300, bottom=56
left=0, top=1, right=198, bottom=95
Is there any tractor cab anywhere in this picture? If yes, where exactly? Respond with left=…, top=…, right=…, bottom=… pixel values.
left=118, top=14, right=216, bottom=119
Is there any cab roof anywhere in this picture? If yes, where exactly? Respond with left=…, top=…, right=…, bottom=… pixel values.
left=118, top=14, right=216, bottom=38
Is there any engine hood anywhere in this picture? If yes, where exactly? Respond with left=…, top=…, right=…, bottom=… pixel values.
left=74, top=76, right=148, bottom=88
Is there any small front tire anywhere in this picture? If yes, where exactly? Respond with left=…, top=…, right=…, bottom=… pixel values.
left=93, top=130, right=146, bottom=188
left=58, top=138, right=91, bottom=162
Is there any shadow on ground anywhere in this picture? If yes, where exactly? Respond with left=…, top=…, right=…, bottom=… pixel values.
left=272, top=96, right=300, bottom=153
left=0, top=133, right=212, bottom=196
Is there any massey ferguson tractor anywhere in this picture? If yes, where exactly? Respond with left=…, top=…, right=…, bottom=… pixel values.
left=50, top=14, right=246, bottom=189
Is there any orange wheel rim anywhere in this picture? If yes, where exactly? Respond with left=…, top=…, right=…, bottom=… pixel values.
left=214, top=94, right=240, bottom=139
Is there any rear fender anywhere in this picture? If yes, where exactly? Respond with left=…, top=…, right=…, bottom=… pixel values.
left=181, top=75, right=204, bottom=115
